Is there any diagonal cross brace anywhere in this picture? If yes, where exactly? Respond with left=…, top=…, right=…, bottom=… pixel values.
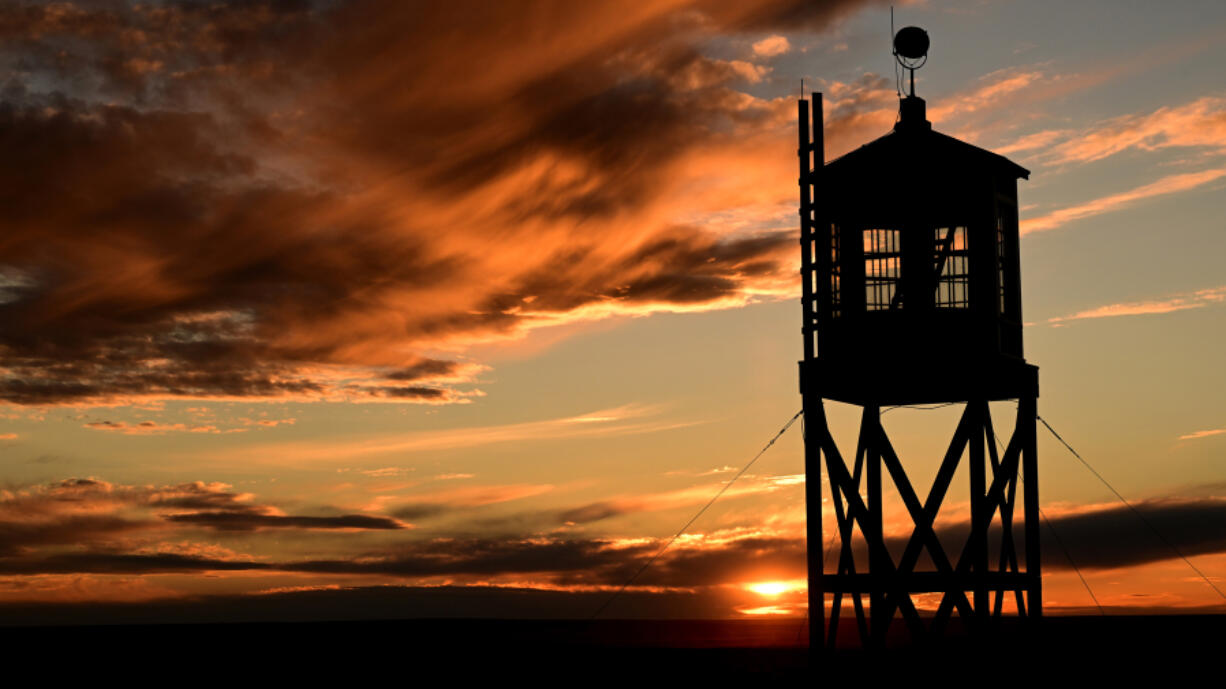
left=932, top=421, right=1023, bottom=626
left=820, top=426, right=926, bottom=634
left=876, top=420, right=975, bottom=621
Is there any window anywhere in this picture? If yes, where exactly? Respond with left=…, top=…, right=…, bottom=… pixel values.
left=934, top=226, right=969, bottom=309
left=863, top=228, right=901, bottom=311
left=830, top=223, right=842, bottom=318
left=997, top=212, right=1007, bottom=315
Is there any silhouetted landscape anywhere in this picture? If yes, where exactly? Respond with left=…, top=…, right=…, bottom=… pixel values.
left=1, top=0, right=1224, bottom=669
left=5, top=616, right=1223, bottom=678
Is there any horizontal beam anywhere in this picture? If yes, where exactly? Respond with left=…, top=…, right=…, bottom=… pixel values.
left=821, top=571, right=1039, bottom=594
left=801, top=358, right=1038, bottom=406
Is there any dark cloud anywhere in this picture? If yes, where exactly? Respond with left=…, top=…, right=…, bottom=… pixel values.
left=393, top=496, right=636, bottom=530
left=164, top=511, right=405, bottom=532
left=629, top=537, right=808, bottom=588
left=0, top=515, right=149, bottom=557
left=0, top=585, right=731, bottom=627
left=0, top=552, right=271, bottom=575
left=0, top=478, right=403, bottom=557
left=1023, top=498, right=1226, bottom=571
left=287, top=538, right=654, bottom=580
left=385, top=359, right=464, bottom=382
left=557, top=501, right=627, bottom=525
left=0, top=0, right=859, bottom=405
left=0, top=528, right=795, bottom=589
left=869, top=497, right=1226, bottom=573
left=4, top=494, right=1224, bottom=588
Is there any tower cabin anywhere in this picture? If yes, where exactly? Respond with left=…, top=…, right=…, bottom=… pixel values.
left=807, top=95, right=1037, bottom=406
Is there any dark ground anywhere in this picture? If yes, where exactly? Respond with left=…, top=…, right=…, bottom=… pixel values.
left=2, top=616, right=1221, bottom=680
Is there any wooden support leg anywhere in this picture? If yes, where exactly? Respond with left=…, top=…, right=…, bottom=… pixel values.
left=803, top=390, right=826, bottom=652
left=1020, top=394, right=1041, bottom=619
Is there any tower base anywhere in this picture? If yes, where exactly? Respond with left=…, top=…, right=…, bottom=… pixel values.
left=804, top=391, right=1040, bottom=649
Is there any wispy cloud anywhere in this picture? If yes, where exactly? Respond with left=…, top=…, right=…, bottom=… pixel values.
left=387, top=484, right=556, bottom=519
left=995, top=129, right=1070, bottom=156
left=1048, top=285, right=1226, bottom=324
left=1046, top=96, right=1226, bottom=165
left=1021, top=169, right=1226, bottom=235
left=0, top=477, right=406, bottom=559
left=1179, top=428, right=1226, bottom=441
left=84, top=421, right=237, bottom=435
left=928, top=67, right=1046, bottom=123
left=223, top=404, right=699, bottom=464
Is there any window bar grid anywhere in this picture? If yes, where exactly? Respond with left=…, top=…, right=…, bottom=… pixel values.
left=830, top=223, right=841, bottom=318
left=864, top=228, right=900, bottom=311
left=935, top=226, right=970, bottom=309
left=997, top=212, right=1008, bottom=316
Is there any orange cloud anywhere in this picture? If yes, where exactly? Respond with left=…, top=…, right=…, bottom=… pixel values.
left=928, top=67, right=1046, bottom=124
left=0, top=0, right=872, bottom=407
left=1047, top=285, right=1226, bottom=324
left=752, top=35, right=790, bottom=57
left=1179, top=428, right=1226, bottom=441
left=1021, top=168, right=1226, bottom=235
left=994, top=129, right=1070, bottom=156
left=222, top=403, right=699, bottom=464
left=1046, top=96, right=1226, bottom=165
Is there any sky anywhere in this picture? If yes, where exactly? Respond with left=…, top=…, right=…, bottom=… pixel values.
left=1, top=0, right=1225, bottom=625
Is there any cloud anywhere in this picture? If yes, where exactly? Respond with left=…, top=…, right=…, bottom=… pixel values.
left=927, top=67, right=1046, bottom=124
left=83, top=421, right=234, bottom=435
left=81, top=415, right=303, bottom=435
left=986, top=94, right=1226, bottom=169
left=228, top=403, right=698, bottom=464
left=867, top=496, right=1226, bottom=574
left=388, top=484, right=556, bottom=520
left=617, top=534, right=807, bottom=588
left=164, top=512, right=405, bottom=532
left=1178, top=428, right=1226, bottom=441
left=1045, top=96, right=1226, bottom=165
left=0, top=528, right=799, bottom=589
left=993, top=129, right=1070, bottom=156
left=0, top=584, right=733, bottom=625
left=1024, top=498, right=1226, bottom=571
left=1048, top=285, right=1226, bottom=324
left=0, top=514, right=151, bottom=558
left=820, top=73, right=898, bottom=157
left=462, top=473, right=808, bottom=532
left=286, top=537, right=653, bottom=580
left=0, top=477, right=401, bottom=556
left=2, top=485, right=1225, bottom=616
left=0, top=0, right=877, bottom=406
left=1021, top=168, right=1226, bottom=235
left=0, top=552, right=273, bottom=576
left=752, top=35, right=790, bottom=57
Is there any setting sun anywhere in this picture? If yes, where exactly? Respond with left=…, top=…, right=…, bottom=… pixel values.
left=746, top=581, right=804, bottom=597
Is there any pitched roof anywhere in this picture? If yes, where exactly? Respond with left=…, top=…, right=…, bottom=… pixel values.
left=825, top=101, right=1030, bottom=181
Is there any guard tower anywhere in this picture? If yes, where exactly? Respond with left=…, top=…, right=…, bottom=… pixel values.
left=799, top=27, right=1040, bottom=648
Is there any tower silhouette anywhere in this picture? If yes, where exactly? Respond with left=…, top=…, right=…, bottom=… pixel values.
left=799, top=28, right=1040, bottom=648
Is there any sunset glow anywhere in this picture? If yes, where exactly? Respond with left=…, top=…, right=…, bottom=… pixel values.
left=738, top=605, right=793, bottom=616
left=0, top=0, right=1224, bottom=625
left=746, top=580, right=805, bottom=597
